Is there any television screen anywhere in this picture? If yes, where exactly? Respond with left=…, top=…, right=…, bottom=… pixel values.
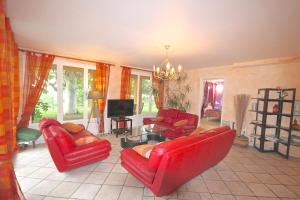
left=107, top=99, right=134, bottom=118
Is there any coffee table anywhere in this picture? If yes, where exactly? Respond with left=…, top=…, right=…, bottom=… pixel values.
left=120, top=124, right=167, bottom=148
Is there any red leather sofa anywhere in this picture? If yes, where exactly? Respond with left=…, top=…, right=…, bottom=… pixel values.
left=39, top=118, right=111, bottom=172
left=121, top=126, right=235, bottom=196
left=143, top=108, right=199, bottom=139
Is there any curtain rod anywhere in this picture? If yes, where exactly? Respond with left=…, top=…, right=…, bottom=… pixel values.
left=18, top=48, right=115, bottom=66
left=122, top=65, right=152, bottom=72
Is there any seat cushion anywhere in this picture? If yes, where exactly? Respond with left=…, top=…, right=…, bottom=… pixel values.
left=17, top=128, right=41, bottom=141
left=62, top=122, right=85, bottom=134
left=133, top=144, right=156, bottom=159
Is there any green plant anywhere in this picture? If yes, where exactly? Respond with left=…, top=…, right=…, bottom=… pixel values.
left=165, top=73, right=191, bottom=112
left=32, top=101, right=49, bottom=122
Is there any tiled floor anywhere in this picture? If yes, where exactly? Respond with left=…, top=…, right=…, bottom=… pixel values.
left=14, top=134, right=300, bottom=200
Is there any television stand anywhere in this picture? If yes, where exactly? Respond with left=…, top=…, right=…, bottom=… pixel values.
left=110, top=117, right=132, bottom=138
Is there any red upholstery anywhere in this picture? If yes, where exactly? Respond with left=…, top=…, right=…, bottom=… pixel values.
left=39, top=118, right=111, bottom=172
left=121, top=126, right=235, bottom=196
left=143, top=108, right=199, bottom=139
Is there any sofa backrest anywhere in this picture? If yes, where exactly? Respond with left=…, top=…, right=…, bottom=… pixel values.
left=177, top=112, right=199, bottom=126
left=158, top=108, right=199, bottom=126
left=149, top=127, right=235, bottom=195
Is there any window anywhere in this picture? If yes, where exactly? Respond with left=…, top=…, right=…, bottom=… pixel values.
left=63, top=66, right=84, bottom=120
left=31, top=58, right=96, bottom=124
left=130, top=75, right=138, bottom=104
left=32, top=65, right=57, bottom=123
left=130, top=73, right=157, bottom=114
left=88, top=69, right=96, bottom=117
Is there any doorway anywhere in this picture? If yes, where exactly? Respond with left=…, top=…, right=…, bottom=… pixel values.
left=200, top=79, right=224, bottom=129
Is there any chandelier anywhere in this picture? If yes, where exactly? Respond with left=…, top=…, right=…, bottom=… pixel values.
left=153, top=45, right=182, bottom=81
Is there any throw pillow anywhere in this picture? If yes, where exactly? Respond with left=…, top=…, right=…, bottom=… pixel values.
left=62, top=122, right=84, bottom=134
left=150, top=116, right=164, bottom=122
left=190, top=127, right=207, bottom=135
left=173, top=119, right=188, bottom=127
left=133, top=144, right=156, bottom=159
left=74, top=135, right=98, bottom=146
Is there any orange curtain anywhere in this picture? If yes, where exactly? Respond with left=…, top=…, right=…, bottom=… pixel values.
left=0, top=0, right=24, bottom=199
left=152, top=73, right=164, bottom=109
left=95, top=62, right=110, bottom=132
left=17, top=52, right=55, bottom=128
left=120, top=66, right=131, bottom=99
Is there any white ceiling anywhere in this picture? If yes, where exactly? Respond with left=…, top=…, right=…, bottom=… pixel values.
left=6, top=0, right=300, bottom=68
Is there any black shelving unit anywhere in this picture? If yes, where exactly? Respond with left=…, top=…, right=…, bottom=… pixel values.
left=250, top=88, right=297, bottom=158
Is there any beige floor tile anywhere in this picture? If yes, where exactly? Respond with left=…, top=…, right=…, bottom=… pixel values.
left=186, top=179, right=208, bottom=192
left=246, top=183, right=276, bottom=197
left=27, top=167, right=55, bottom=179
left=218, top=171, right=240, bottom=181
left=71, top=183, right=101, bottom=199
left=211, top=194, right=236, bottom=200
left=15, top=166, right=40, bottom=177
left=244, top=165, right=266, bottom=173
left=18, top=177, right=42, bottom=193
left=143, top=197, right=155, bottom=200
left=272, top=174, right=299, bottom=185
left=85, top=172, right=109, bottom=185
left=94, top=185, right=122, bottom=200
left=124, top=174, right=144, bottom=187
left=64, top=171, right=90, bottom=182
left=143, top=187, right=155, bottom=197
left=45, top=170, right=68, bottom=181
left=202, top=169, right=222, bottom=181
left=266, top=184, right=298, bottom=198
left=235, top=172, right=261, bottom=183
left=177, top=191, right=201, bottom=200
left=118, top=186, right=144, bottom=200
left=229, top=163, right=249, bottom=172
left=111, top=163, right=128, bottom=173
left=253, top=174, right=280, bottom=184
left=43, top=197, right=68, bottom=200
left=94, top=162, right=115, bottom=172
left=205, top=180, right=231, bottom=194
left=28, top=180, right=61, bottom=195
left=104, top=172, right=127, bottom=185
left=49, top=181, right=80, bottom=198
left=286, top=185, right=300, bottom=197
left=199, top=192, right=213, bottom=200
left=225, top=181, right=254, bottom=196
left=235, top=196, right=258, bottom=200
left=24, top=193, right=45, bottom=200
left=214, top=162, right=232, bottom=171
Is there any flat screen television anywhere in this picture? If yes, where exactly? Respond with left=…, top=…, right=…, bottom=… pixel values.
left=107, top=99, right=134, bottom=118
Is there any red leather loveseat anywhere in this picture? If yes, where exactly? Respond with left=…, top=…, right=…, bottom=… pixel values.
left=143, top=108, right=199, bottom=139
left=39, top=118, right=111, bottom=172
left=121, top=126, right=235, bottom=196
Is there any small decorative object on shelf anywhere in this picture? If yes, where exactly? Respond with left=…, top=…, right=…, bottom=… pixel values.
left=292, top=119, right=300, bottom=130
left=272, top=104, right=279, bottom=113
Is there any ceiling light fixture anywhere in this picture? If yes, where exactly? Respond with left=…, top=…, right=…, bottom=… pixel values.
left=153, top=45, right=182, bottom=81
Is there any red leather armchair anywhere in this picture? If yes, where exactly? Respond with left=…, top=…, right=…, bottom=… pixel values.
left=143, top=108, right=199, bottom=139
left=39, top=118, right=111, bottom=172
left=121, top=126, right=235, bottom=196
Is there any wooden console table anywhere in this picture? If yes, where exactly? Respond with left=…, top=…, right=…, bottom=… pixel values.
left=110, top=117, right=132, bottom=137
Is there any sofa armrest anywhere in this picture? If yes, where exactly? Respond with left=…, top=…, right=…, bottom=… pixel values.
left=121, top=148, right=156, bottom=172
left=143, top=118, right=155, bottom=125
